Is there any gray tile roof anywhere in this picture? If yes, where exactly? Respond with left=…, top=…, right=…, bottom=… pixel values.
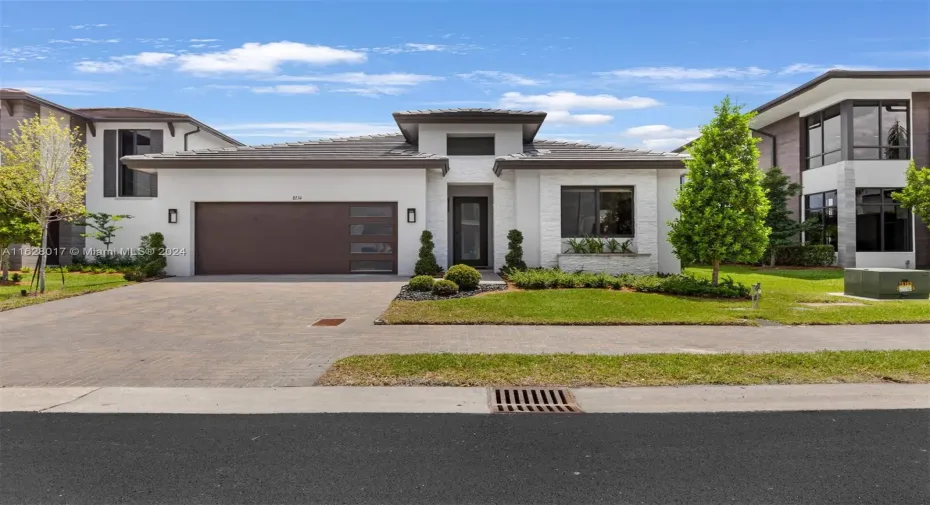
left=493, top=140, right=688, bottom=174
left=393, top=107, right=546, bottom=117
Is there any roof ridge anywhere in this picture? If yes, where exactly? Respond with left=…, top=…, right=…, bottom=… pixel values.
left=240, top=132, right=406, bottom=151
left=393, top=107, right=545, bottom=115
left=74, top=106, right=188, bottom=117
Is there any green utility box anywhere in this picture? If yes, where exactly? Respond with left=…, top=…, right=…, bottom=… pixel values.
left=844, top=268, right=930, bottom=300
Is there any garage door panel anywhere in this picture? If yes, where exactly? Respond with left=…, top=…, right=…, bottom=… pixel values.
left=195, top=202, right=396, bottom=275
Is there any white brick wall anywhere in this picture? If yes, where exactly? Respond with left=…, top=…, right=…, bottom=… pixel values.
left=493, top=170, right=515, bottom=270
left=539, top=169, right=660, bottom=273
left=557, top=254, right=655, bottom=275
left=426, top=168, right=449, bottom=269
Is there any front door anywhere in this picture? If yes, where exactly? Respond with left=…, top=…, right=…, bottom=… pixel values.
left=453, top=197, right=489, bottom=268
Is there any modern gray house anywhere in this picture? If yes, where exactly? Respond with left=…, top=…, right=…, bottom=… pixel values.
left=677, top=70, right=930, bottom=270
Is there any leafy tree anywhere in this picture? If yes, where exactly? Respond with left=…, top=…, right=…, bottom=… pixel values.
left=669, top=97, right=771, bottom=285
left=0, top=115, right=90, bottom=293
left=892, top=160, right=930, bottom=223
left=413, top=230, right=442, bottom=276
left=0, top=206, right=41, bottom=282
left=761, top=166, right=808, bottom=266
left=75, top=212, right=133, bottom=252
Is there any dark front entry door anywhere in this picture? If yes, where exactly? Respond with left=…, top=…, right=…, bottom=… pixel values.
left=46, top=220, right=60, bottom=266
left=453, top=197, right=489, bottom=268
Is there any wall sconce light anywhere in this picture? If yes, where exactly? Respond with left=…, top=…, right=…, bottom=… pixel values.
left=407, top=208, right=416, bottom=223
left=168, top=209, right=178, bottom=224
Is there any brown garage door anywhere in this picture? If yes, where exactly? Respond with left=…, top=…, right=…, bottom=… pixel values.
left=195, top=202, right=397, bottom=275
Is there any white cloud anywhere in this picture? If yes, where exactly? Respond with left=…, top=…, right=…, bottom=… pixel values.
left=252, top=84, right=319, bottom=94
left=404, top=43, right=445, bottom=52
left=117, top=52, right=176, bottom=66
left=603, top=66, right=770, bottom=80
left=4, top=80, right=118, bottom=95
left=271, top=72, right=443, bottom=96
left=71, top=24, right=108, bottom=29
left=545, top=110, right=613, bottom=125
left=74, top=60, right=123, bottom=73
left=189, top=38, right=218, bottom=42
left=215, top=121, right=398, bottom=140
left=190, top=44, right=206, bottom=48
left=71, top=38, right=120, bottom=43
left=500, top=91, right=661, bottom=110
left=176, top=41, right=366, bottom=73
left=458, top=70, right=543, bottom=86
left=371, top=42, right=478, bottom=55
left=779, top=63, right=879, bottom=75
left=75, top=52, right=177, bottom=73
left=622, top=124, right=699, bottom=151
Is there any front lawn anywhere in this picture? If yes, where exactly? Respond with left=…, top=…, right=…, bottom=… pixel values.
left=379, top=266, right=930, bottom=325
left=317, top=351, right=930, bottom=387
left=0, top=268, right=133, bottom=311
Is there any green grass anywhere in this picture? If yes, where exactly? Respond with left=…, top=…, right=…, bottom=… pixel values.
left=0, top=268, right=132, bottom=311
left=381, top=265, right=930, bottom=325
left=317, top=351, right=930, bottom=387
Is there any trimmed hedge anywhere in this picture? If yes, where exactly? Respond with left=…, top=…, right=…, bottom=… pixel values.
left=445, top=264, right=481, bottom=291
left=506, top=269, right=750, bottom=299
left=432, top=279, right=459, bottom=296
left=408, top=275, right=435, bottom=292
left=774, top=245, right=835, bottom=267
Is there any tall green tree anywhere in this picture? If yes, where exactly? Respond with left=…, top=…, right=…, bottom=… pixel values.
left=669, top=97, right=771, bottom=285
left=0, top=206, right=41, bottom=282
left=74, top=212, right=133, bottom=252
left=761, top=166, right=807, bottom=266
left=892, top=160, right=930, bottom=223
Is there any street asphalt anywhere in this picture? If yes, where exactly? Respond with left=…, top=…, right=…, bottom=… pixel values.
left=2, top=410, right=928, bottom=504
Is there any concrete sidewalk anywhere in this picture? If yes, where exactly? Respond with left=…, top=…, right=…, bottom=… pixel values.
left=2, top=384, right=927, bottom=414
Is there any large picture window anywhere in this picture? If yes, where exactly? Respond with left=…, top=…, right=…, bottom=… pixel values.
left=119, top=130, right=155, bottom=197
left=855, top=188, right=912, bottom=252
left=561, top=187, right=634, bottom=237
left=852, top=101, right=909, bottom=160
left=805, top=105, right=841, bottom=169
left=804, top=191, right=838, bottom=250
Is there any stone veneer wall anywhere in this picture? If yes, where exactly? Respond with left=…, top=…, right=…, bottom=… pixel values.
left=557, top=254, right=655, bottom=275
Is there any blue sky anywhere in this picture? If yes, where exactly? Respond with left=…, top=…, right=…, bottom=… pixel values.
left=2, top=0, right=928, bottom=150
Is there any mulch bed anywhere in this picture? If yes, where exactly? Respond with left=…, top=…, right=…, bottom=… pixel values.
left=394, top=283, right=508, bottom=301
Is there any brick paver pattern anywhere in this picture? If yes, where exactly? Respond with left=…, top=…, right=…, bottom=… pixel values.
left=2, top=276, right=928, bottom=387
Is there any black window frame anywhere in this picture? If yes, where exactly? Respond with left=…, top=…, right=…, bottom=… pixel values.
left=804, top=191, right=838, bottom=251
left=446, top=135, right=495, bottom=156
left=560, top=186, right=635, bottom=238
left=118, top=129, right=155, bottom=197
left=851, top=100, right=910, bottom=160
left=855, top=187, right=913, bottom=252
left=804, top=105, right=841, bottom=170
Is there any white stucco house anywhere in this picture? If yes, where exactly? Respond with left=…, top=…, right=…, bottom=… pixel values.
left=1, top=91, right=687, bottom=276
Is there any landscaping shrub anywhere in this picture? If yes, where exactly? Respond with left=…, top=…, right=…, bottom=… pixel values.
left=507, top=269, right=749, bottom=299
left=66, top=264, right=81, bottom=272
left=774, top=245, right=835, bottom=267
left=123, top=269, right=146, bottom=282
left=137, top=232, right=167, bottom=278
left=408, top=275, right=435, bottom=292
left=11, top=273, right=22, bottom=282
left=414, top=230, right=443, bottom=276
left=432, top=279, right=459, bottom=296
left=502, top=229, right=527, bottom=274
left=71, top=253, right=88, bottom=266
left=445, top=264, right=482, bottom=291
left=20, top=266, right=30, bottom=274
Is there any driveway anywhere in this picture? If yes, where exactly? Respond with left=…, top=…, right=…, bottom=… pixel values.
left=2, top=276, right=929, bottom=388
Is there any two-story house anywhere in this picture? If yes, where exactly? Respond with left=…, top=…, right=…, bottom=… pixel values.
left=678, top=70, right=930, bottom=270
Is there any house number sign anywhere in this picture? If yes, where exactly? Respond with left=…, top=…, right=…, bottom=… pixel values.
left=292, top=196, right=303, bottom=200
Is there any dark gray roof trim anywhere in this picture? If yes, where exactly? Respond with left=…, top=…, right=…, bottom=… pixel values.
left=121, top=133, right=450, bottom=174
left=493, top=140, right=689, bottom=175
left=0, top=88, right=89, bottom=120
left=393, top=108, right=548, bottom=144
left=74, top=107, right=244, bottom=146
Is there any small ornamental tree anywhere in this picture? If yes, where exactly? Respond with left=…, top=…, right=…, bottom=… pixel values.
left=413, top=230, right=442, bottom=276
left=502, top=229, right=527, bottom=274
left=669, top=97, right=771, bottom=285
left=75, top=212, right=133, bottom=252
left=0, top=206, right=41, bottom=282
left=0, top=115, right=90, bottom=293
left=892, top=160, right=930, bottom=223
left=761, top=166, right=808, bottom=266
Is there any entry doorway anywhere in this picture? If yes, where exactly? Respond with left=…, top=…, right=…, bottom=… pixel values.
left=452, top=197, right=489, bottom=268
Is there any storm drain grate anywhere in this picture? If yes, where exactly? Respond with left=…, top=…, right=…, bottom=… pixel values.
left=489, top=388, right=582, bottom=413
left=311, top=318, right=346, bottom=327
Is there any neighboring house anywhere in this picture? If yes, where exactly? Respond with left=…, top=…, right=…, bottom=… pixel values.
left=676, top=70, right=930, bottom=270
left=119, top=109, right=687, bottom=276
left=0, top=89, right=243, bottom=270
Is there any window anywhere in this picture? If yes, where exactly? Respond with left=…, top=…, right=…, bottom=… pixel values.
left=852, top=101, right=909, bottom=160
left=560, top=187, right=634, bottom=237
left=805, top=105, right=841, bottom=169
left=855, top=188, right=912, bottom=252
left=350, top=206, right=392, bottom=217
left=804, top=191, right=838, bottom=250
left=349, top=223, right=393, bottom=235
left=119, top=130, right=155, bottom=197
left=446, top=136, right=495, bottom=155
left=350, top=243, right=393, bottom=254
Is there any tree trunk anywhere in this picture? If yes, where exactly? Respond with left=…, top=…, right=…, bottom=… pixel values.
left=38, top=221, right=48, bottom=294
left=770, top=250, right=777, bottom=268
left=1, top=247, right=9, bottom=282
left=711, top=259, right=720, bottom=286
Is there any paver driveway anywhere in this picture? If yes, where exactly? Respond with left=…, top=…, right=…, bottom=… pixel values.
left=3, top=276, right=929, bottom=388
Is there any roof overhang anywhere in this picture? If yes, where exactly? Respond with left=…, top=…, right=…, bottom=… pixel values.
left=492, top=158, right=687, bottom=176
left=90, top=117, right=243, bottom=146
left=122, top=156, right=449, bottom=174
left=393, top=111, right=547, bottom=144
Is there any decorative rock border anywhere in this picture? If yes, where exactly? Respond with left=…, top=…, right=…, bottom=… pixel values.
left=394, top=284, right=508, bottom=301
